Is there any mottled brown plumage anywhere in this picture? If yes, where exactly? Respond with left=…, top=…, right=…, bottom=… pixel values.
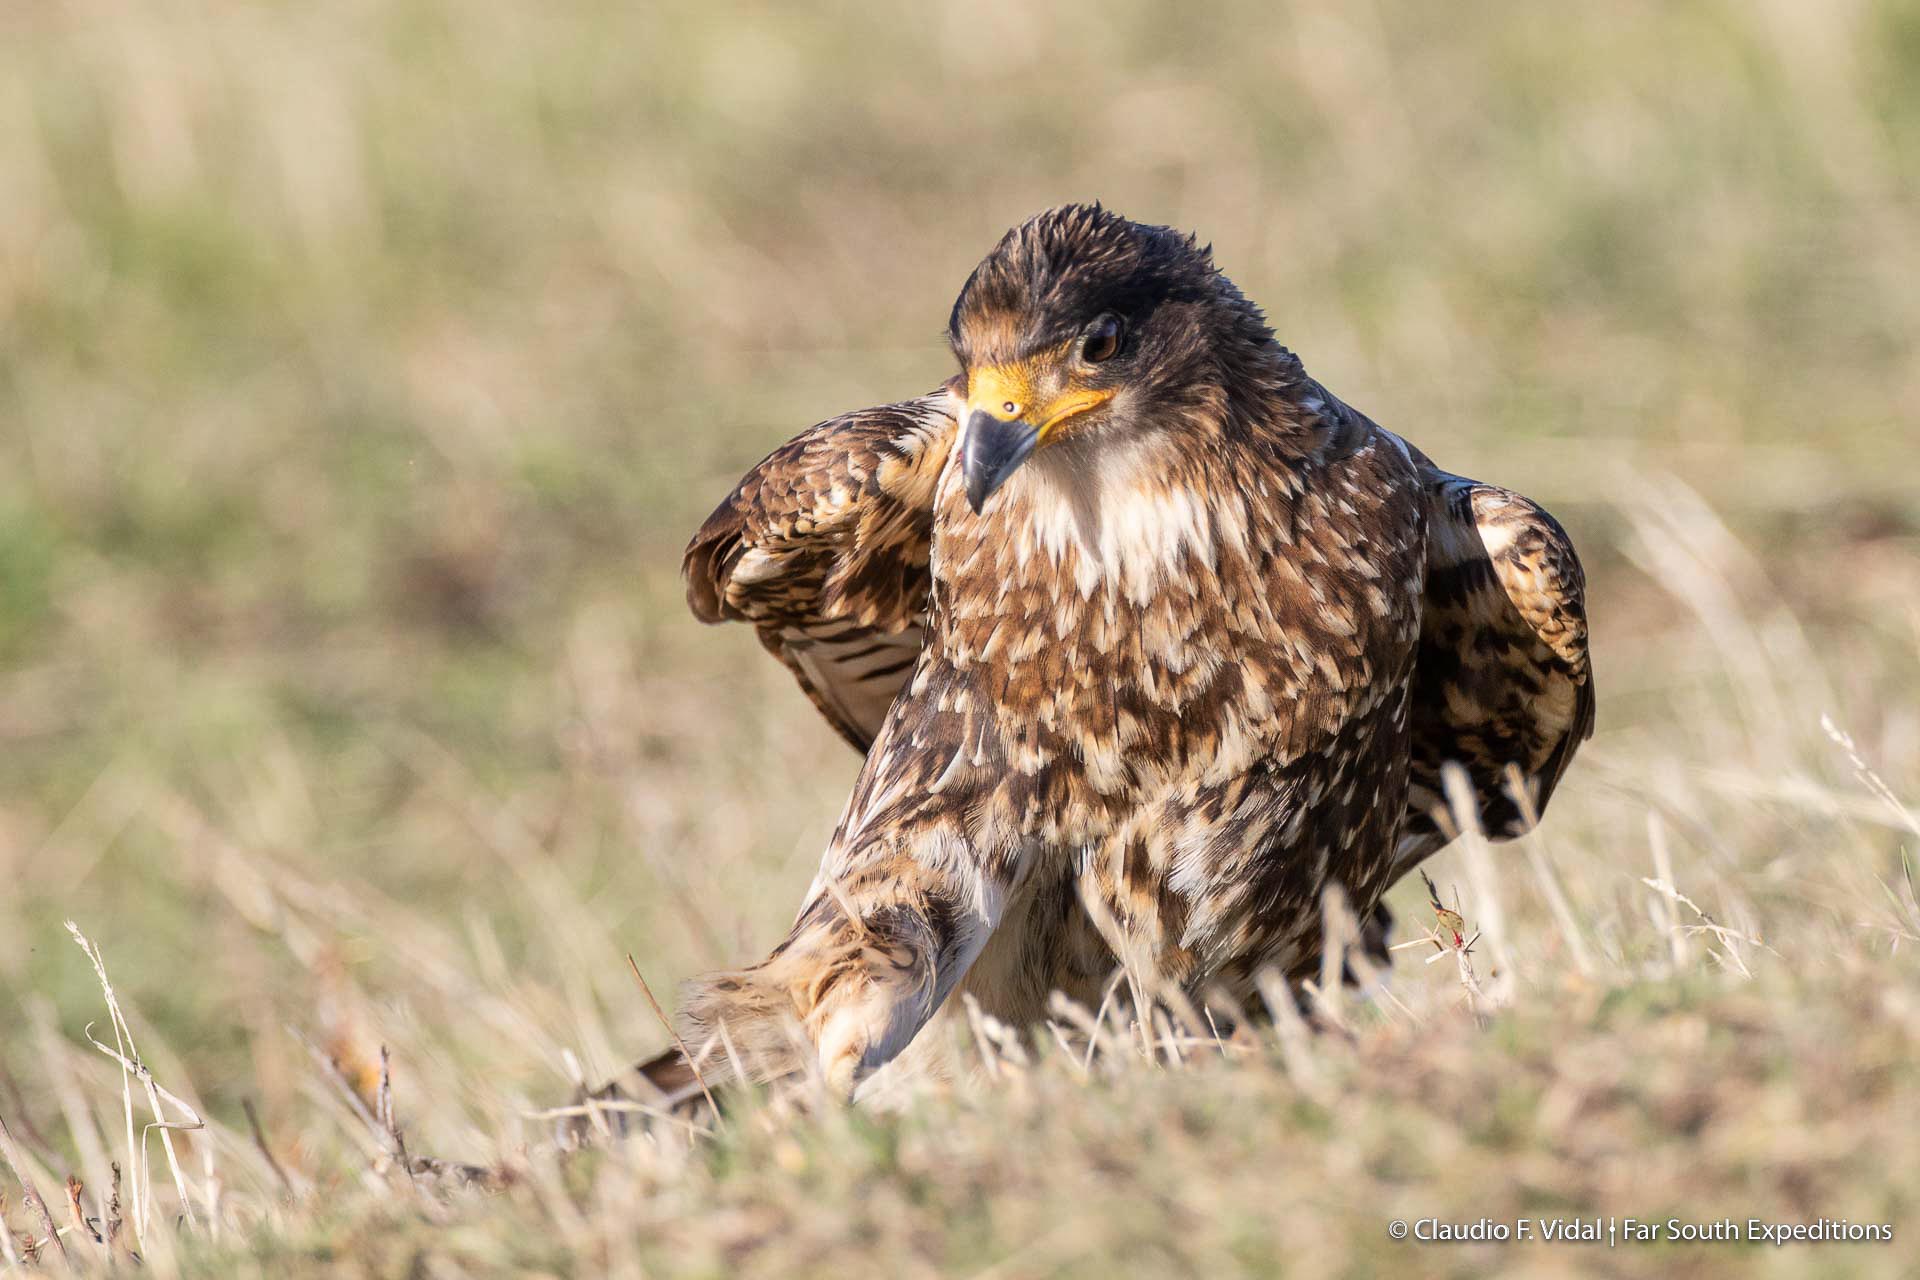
left=624, top=205, right=1593, bottom=1105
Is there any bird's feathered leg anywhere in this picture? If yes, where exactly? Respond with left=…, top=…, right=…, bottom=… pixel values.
left=676, top=839, right=1007, bottom=1098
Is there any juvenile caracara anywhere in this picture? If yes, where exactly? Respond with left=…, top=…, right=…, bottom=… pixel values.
left=623, top=205, right=1592, bottom=1105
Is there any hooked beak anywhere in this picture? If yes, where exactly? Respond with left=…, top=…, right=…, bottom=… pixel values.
left=962, top=410, right=1039, bottom=514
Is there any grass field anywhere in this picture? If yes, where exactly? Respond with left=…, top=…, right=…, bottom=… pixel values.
left=2, top=0, right=1918, bottom=1275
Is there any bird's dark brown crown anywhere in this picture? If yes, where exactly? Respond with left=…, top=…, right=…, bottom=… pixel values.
left=946, top=204, right=1294, bottom=430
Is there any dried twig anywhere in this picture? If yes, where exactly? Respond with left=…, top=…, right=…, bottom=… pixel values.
left=291, top=1028, right=385, bottom=1151
left=0, top=1109, right=68, bottom=1265
left=105, top=1162, right=130, bottom=1262
left=376, top=1048, right=394, bottom=1137
left=406, top=1156, right=514, bottom=1192
left=1406, top=870, right=1491, bottom=1024
left=241, top=1100, right=295, bottom=1196
left=64, top=1175, right=102, bottom=1247
left=377, top=1047, right=418, bottom=1192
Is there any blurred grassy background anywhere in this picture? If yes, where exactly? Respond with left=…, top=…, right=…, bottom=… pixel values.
left=1, top=1, right=1918, bottom=1274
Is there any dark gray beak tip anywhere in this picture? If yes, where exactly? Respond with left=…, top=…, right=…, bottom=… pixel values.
left=962, top=411, right=1039, bottom=515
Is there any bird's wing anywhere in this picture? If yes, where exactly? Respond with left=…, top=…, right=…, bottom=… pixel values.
left=682, top=392, right=957, bottom=751
left=1395, top=441, right=1596, bottom=871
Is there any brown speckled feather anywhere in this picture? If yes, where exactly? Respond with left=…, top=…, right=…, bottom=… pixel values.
left=684, top=395, right=956, bottom=751
left=629, top=206, right=1596, bottom=1103
left=1394, top=440, right=1596, bottom=870
left=684, top=397, right=1594, bottom=899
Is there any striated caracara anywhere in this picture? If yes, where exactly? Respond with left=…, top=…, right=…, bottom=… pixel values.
left=620, top=204, right=1593, bottom=1106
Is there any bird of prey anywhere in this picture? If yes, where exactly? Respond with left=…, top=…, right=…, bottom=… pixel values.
left=639, top=205, right=1592, bottom=1102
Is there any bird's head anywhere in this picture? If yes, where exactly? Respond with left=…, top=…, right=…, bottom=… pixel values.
left=947, top=204, right=1280, bottom=513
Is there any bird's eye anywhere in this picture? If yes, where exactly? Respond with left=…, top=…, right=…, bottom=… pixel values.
left=1081, top=313, right=1124, bottom=364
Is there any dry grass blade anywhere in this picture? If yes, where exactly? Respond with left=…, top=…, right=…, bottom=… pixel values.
left=1505, top=764, right=1598, bottom=977
left=1439, top=763, right=1516, bottom=1004
left=1253, top=971, right=1331, bottom=1105
left=1647, top=813, right=1690, bottom=972
left=526, top=1099, right=711, bottom=1138
left=1078, top=971, right=1127, bottom=1073
left=627, top=954, right=720, bottom=1119
left=1877, top=849, right=1920, bottom=944
left=1313, top=885, right=1352, bottom=1030
left=1040, top=991, right=1107, bottom=1079
left=962, top=993, right=1007, bottom=1082
left=65, top=922, right=202, bottom=1237
left=27, top=1011, right=114, bottom=1247
left=1638, top=875, right=1767, bottom=977
left=1823, top=715, right=1920, bottom=840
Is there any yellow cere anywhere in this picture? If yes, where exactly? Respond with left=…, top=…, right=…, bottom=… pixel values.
left=967, top=359, right=1117, bottom=440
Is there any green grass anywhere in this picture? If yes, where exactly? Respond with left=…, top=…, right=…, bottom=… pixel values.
left=1, top=0, right=1918, bottom=1275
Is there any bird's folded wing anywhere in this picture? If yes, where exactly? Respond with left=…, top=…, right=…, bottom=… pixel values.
left=682, top=393, right=958, bottom=751
left=1398, top=446, right=1596, bottom=867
